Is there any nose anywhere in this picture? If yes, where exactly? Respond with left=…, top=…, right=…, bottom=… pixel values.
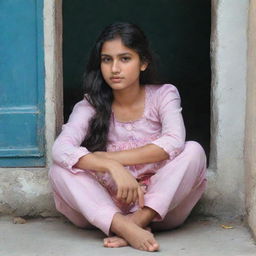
left=111, top=60, right=121, bottom=73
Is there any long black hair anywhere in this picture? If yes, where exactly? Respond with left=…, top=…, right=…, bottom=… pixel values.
left=81, top=22, right=161, bottom=152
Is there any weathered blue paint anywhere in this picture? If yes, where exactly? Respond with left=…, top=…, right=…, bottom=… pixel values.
left=0, top=0, right=45, bottom=167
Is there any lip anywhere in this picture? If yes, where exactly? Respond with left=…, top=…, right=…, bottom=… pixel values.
left=110, top=77, right=123, bottom=83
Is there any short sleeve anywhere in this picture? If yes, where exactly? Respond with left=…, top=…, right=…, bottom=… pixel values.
left=150, top=84, right=186, bottom=160
left=51, top=98, right=95, bottom=173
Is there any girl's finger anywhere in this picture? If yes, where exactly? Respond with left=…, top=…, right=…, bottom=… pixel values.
left=116, top=187, right=122, bottom=200
left=132, top=188, right=138, bottom=204
left=126, top=189, right=133, bottom=205
left=138, top=187, right=145, bottom=208
left=121, top=188, right=128, bottom=200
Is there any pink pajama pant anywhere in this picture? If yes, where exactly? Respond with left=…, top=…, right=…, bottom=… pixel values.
left=48, top=141, right=207, bottom=236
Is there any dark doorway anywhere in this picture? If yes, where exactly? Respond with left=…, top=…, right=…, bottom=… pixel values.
left=63, top=0, right=211, bottom=159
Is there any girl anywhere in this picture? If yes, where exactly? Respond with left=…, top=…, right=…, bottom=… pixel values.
left=49, top=22, right=207, bottom=252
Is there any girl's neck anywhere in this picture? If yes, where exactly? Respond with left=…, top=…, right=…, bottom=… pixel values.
left=113, top=85, right=145, bottom=108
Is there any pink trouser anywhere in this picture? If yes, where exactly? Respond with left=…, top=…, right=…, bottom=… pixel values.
left=49, top=141, right=207, bottom=236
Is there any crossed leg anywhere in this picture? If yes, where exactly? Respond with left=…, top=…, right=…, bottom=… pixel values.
left=104, top=141, right=207, bottom=248
left=49, top=165, right=160, bottom=251
left=49, top=141, right=206, bottom=252
left=103, top=206, right=158, bottom=249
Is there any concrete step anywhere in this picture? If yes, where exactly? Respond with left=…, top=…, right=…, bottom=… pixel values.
left=1, top=216, right=256, bottom=256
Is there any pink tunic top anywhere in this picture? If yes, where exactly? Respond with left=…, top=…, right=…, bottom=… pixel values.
left=51, top=84, right=186, bottom=208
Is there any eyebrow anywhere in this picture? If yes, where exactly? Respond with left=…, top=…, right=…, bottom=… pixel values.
left=101, top=52, right=132, bottom=57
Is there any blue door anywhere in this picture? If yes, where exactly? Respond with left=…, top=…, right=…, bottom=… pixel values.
left=0, top=0, right=45, bottom=167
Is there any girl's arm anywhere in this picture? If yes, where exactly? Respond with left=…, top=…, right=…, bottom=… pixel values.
left=51, top=99, right=95, bottom=173
left=95, top=84, right=185, bottom=166
left=74, top=153, right=145, bottom=207
left=52, top=100, right=144, bottom=206
left=94, top=144, right=169, bottom=166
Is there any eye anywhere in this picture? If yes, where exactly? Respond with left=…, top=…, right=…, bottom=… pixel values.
left=121, top=56, right=131, bottom=62
left=101, top=57, right=111, bottom=63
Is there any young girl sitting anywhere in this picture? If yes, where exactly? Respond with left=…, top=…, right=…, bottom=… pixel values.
left=49, top=22, right=207, bottom=252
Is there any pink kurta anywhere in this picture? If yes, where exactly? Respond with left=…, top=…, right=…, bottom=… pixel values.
left=49, top=84, right=207, bottom=235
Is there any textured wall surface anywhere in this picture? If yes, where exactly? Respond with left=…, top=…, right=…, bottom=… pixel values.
left=198, top=0, right=249, bottom=218
left=245, top=0, right=256, bottom=238
left=0, top=168, right=55, bottom=216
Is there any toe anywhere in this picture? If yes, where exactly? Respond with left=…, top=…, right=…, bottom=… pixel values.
left=108, top=237, right=118, bottom=243
left=105, top=237, right=128, bottom=248
left=151, top=242, right=160, bottom=251
left=104, top=237, right=117, bottom=244
left=103, top=237, right=115, bottom=247
left=110, top=242, right=119, bottom=248
left=147, top=238, right=159, bottom=251
left=143, top=241, right=153, bottom=251
left=139, top=242, right=148, bottom=251
left=103, top=238, right=109, bottom=246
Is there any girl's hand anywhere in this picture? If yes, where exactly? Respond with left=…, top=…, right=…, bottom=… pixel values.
left=107, top=161, right=144, bottom=208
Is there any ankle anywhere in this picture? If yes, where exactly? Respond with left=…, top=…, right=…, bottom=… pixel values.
left=110, top=213, right=131, bottom=237
left=131, top=207, right=157, bottom=228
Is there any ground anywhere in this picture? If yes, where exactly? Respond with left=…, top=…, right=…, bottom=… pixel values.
left=1, top=215, right=256, bottom=256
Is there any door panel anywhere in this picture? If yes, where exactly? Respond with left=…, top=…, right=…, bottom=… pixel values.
left=0, top=0, right=45, bottom=167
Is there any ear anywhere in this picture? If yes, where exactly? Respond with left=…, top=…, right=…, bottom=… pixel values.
left=140, top=62, right=148, bottom=71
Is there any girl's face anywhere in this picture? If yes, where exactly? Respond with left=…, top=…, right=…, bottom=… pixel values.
left=100, top=37, right=148, bottom=91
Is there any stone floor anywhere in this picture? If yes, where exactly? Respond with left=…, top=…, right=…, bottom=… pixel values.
left=1, top=215, right=256, bottom=256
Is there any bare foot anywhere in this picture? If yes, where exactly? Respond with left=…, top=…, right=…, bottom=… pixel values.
left=126, top=212, right=142, bottom=227
left=127, top=207, right=157, bottom=228
left=110, top=213, right=159, bottom=252
left=103, top=236, right=128, bottom=248
left=103, top=227, right=151, bottom=248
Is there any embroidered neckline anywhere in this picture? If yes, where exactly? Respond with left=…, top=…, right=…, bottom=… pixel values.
left=112, top=85, right=150, bottom=124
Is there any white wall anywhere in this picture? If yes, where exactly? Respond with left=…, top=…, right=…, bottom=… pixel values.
left=198, top=0, right=249, bottom=218
left=245, top=0, right=256, bottom=238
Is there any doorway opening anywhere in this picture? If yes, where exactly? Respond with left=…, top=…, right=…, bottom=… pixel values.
left=62, top=0, right=211, bottom=159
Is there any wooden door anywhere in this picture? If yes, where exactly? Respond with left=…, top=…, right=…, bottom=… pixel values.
left=0, top=0, right=45, bottom=167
